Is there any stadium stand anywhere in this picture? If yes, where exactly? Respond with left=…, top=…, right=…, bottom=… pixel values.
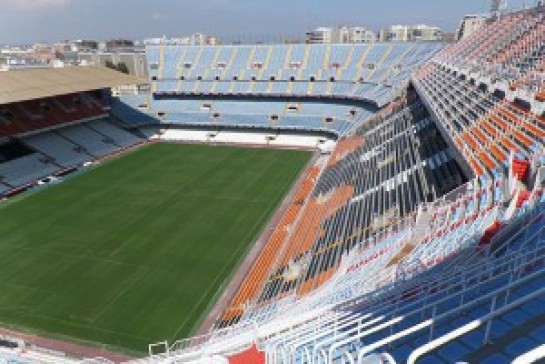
left=432, top=6, right=545, bottom=113
left=0, top=67, right=146, bottom=198
left=0, top=93, right=106, bottom=138
left=146, top=43, right=444, bottom=108
left=111, top=94, right=159, bottom=127
left=123, top=4, right=545, bottom=364
left=151, top=99, right=376, bottom=136
left=120, top=43, right=442, bottom=135
left=218, top=98, right=467, bottom=327
left=2, top=5, right=545, bottom=364
left=0, top=117, right=145, bottom=195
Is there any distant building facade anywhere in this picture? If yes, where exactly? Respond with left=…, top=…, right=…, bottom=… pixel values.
left=379, top=25, right=442, bottom=42
left=306, top=26, right=376, bottom=44
left=457, top=15, right=488, bottom=40
left=105, top=39, right=135, bottom=50
left=306, top=27, right=334, bottom=44
left=78, top=52, right=148, bottom=77
left=55, top=40, right=99, bottom=53
left=145, top=33, right=220, bottom=46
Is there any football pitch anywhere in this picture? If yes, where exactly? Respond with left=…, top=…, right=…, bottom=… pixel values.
left=0, top=143, right=311, bottom=354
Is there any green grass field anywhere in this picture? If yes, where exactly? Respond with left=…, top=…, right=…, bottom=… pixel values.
left=0, top=143, right=311, bottom=354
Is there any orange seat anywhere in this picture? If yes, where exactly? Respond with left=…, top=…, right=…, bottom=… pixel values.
left=490, top=145, right=506, bottom=162
left=473, top=126, right=488, bottom=144
left=513, top=131, right=533, bottom=147
left=482, top=120, right=498, bottom=138
left=478, top=151, right=496, bottom=170
left=524, top=122, right=545, bottom=139
left=490, top=115, right=507, bottom=130
left=463, top=133, right=478, bottom=150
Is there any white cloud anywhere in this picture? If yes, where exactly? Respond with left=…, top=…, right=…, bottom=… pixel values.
left=1, top=0, right=73, bottom=11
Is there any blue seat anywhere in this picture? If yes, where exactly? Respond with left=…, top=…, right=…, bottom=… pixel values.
left=433, top=324, right=457, bottom=337
left=437, top=341, right=472, bottom=362
left=488, top=319, right=514, bottom=339
left=504, top=337, right=539, bottom=358
left=482, top=353, right=511, bottom=364
left=501, top=308, right=532, bottom=326
left=390, top=343, right=413, bottom=362
left=467, top=306, right=490, bottom=320
left=459, top=329, right=486, bottom=349
left=417, top=354, right=444, bottom=364
left=410, top=334, right=429, bottom=348
left=521, top=299, right=545, bottom=316
left=529, top=324, right=545, bottom=342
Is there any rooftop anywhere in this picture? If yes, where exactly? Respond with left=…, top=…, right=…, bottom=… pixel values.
left=0, top=66, right=140, bottom=105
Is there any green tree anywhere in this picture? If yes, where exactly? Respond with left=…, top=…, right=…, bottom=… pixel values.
left=104, top=60, right=116, bottom=70
left=116, top=62, right=129, bottom=74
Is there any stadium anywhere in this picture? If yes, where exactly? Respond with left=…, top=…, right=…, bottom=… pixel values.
left=0, top=1, right=545, bottom=363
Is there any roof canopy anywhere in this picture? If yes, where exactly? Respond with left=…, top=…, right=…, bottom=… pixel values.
left=0, top=66, right=140, bottom=105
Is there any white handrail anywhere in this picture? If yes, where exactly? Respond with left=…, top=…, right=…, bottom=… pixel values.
left=513, top=343, right=545, bottom=364
left=407, top=286, right=545, bottom=364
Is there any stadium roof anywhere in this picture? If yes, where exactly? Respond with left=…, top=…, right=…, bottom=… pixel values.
left=0, top=66, right=141, bottom=105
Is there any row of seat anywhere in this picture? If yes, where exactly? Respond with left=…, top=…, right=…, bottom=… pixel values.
left=147, top=43, right=444, bottom=106
left=215, top=99, right=467, bottom=330
left=150, top=43, right=441, bottom=83
left=413, top=63, right=545, bottom=181
left=138, top=8, right=545, bottom=363
left=219, top=166, right=322, bottom=326
left=260, top=194, right=545, bottom=364
left=0, top=119, right=144, bottom=194
left=197, top=161, right=538, bottom=359
left=435, top=7, right=545, bottom=101
left=114, top=94, right=381, bottom=136
left=142, top=97, right=378, bottom=136
left=167, top=148, right=534, bottom=362
left=0, top=92, right=106, bottom=139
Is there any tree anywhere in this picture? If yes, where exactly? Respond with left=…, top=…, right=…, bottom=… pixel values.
left=105, top=60, right=116, bottom=70
left=116, top=62, right=129, bottom=74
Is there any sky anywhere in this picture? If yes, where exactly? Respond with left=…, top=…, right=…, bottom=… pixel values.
left=0, top=0, right=531, bottom=45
